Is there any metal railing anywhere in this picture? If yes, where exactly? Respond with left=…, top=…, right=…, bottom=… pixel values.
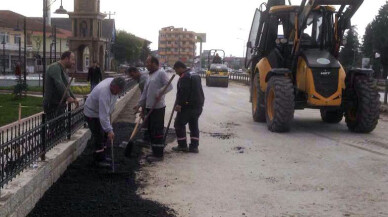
left=197, top=71, right=251, bottom=85
left=0, top=78, right=136, bottom=189
left=0, top=100, right=86, bottom=189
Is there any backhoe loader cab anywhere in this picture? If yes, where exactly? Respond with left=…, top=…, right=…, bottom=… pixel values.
left=246, top=0, right=380, bottom=133
left=206, top=49, right=229, bottom=87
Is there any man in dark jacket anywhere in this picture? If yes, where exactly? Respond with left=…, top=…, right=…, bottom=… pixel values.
left=172, top=61, right=205, bottom=153
left=212, top=53, right=222, bottom=64
left=87, top=61, right=102, bottom=91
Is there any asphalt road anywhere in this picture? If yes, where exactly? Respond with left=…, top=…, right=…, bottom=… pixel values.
left=135, top=78, right=388, bottom=217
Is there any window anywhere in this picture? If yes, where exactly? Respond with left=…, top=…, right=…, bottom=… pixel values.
left=0, top=32, right=9, bottom=43
left=14, top=35, right=21, bottom=44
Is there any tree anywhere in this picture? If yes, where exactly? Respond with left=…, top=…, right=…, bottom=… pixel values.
left=111, top=30, right=147, bottom=65
left=361, top=24, right=373, bottom=58
left=362, top=1, right=388, bottom=78
left=139, top=41, right=151, bottom=66
left=339, top=26, right=361, bottom=70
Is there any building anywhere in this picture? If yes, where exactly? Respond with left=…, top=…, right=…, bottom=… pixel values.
left=0, top=10, right=71, bottom=74
left=0, top=6, right=116, bottom=75
left=223, top=56, right=245, bottom=70
left=29, top=17, right=116, bottom=73
left=158, top=26, right=196, bottom=66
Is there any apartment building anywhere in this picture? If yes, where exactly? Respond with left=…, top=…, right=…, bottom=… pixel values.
left=158, top=26, right=196, bottom=66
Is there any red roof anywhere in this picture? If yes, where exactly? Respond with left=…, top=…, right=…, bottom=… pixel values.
left=0, top=10, right=71, bottom=38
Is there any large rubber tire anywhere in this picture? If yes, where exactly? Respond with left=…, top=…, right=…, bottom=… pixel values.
left=265, top=76, right=295, bottom=132
left=251, top=73, right=266, bottom=122
left=206, top=76, right=210, bottom=86
left=320, top=108, right=343, bottom=124
left=344, top=76, right=380, bottom=133
left=223, top=79, right=229, bottom=88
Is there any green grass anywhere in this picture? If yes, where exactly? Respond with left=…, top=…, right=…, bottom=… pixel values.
left=0, top=94, right=43, bottom=126
left=70, top=85, right=90, bottom=95
left=0, top=85, right=91, bottom=95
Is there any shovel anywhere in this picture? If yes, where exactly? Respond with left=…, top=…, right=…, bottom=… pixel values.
left=55, top=76, right=74, bottom=113
left=124, top=74, right=176, bottom=158
left=162, top=101, right=177, bottom=146
left=110, top=139, right=115, bottom=173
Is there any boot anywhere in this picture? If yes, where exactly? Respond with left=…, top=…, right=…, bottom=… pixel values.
left=188, top=144, right=199, bottom=153
left=172, top=145, right=189, bottom=152
left=172, top=140, right=188, bottom=152
left=151, top=144, right=165, bottom=157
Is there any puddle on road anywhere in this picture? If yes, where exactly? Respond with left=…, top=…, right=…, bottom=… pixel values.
left=200, top=122, right=239, bottom=140
left=233, top=146, right=245, bottom=153
left=220, top=122, right=241, bottom=128
left=200, top=130, right=234, bottom=140
left=210, top=132, right=233, bottom=140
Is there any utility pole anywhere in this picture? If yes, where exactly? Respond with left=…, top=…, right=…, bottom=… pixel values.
left=43, top=0, right=47, bottom=95
left=54, top=25, right=56, bottom=62
left=199, top=38, right=203, bottom=68
left=23, top=17, right=27, bottom=85
left=2, top=39, right=5, bottom=74
left=106, top=11, right=116, bottom=19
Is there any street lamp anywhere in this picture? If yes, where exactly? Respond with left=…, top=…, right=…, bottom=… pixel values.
left=42, top=0, right=68, bottom=95
left=14, top=21, right=21, bottom=62
left=236, top=38, right=246, bottom=58
left=54, top=0, right=68, bottom=14
left=2, top=39, right=5, bottom=74
left=49, top=26, right=57, bottom=64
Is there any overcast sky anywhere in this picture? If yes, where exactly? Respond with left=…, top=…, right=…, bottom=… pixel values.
left=2, top=0, right=386, bottom=57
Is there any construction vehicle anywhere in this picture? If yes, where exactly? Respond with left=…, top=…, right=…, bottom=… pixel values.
left=206, top=49, right=229, bottom=87
left=245, top=0, right=380, bottom=132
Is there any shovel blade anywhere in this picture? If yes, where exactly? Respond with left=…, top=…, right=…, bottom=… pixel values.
left=124, top=141, right=134, bottom=158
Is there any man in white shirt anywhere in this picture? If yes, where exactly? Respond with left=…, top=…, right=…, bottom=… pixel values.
left=134, top=56, right=173, bottom=161
left=84, top=77, right=126, bottom=163
left=127, top=67, right=150, bottom=144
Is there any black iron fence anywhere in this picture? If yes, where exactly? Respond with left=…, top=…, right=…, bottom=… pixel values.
left=197, top=71, right=251, bottom=85
left=0, top=100, right=86, bottom=189
left=0, top=78, right=137, bottom=189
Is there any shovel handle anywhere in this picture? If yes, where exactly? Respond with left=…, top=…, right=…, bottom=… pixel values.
left=111, top=139, right=115, bottom=173
left=129, top=116, right=142, bottom=141
left=58, top=77, right=74, bottom=108
left=163, top=101, right=177, bottom=143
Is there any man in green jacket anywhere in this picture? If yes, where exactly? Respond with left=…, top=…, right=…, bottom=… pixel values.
left=43, top=51, right=78, bottom=117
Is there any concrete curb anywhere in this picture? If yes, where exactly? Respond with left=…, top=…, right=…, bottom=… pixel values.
left=0, top=129, right=90, bottom=217
left=112, top=84, right=139, bottom=122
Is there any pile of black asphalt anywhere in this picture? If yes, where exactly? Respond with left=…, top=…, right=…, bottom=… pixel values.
left=28, top=122, right=176, bottom=217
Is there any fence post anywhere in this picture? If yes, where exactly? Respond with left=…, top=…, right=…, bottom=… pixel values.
left=67, top=103, right=72, bottom=140
left=384, top=79, right=387, bottom=105
left=40, top=113, right=46, bottom=161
